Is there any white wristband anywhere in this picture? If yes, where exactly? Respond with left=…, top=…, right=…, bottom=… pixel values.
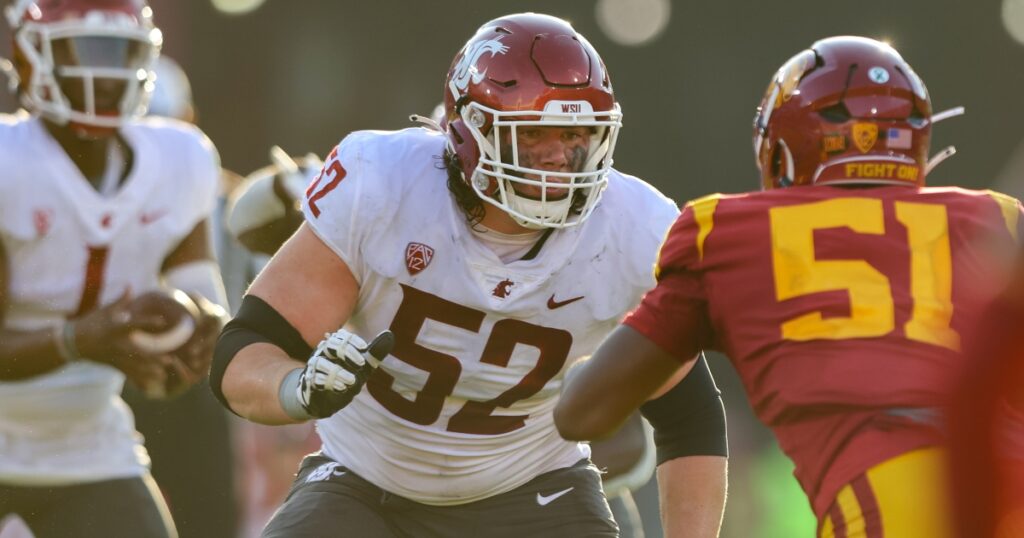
left=278, top=367, right=313, bottom=421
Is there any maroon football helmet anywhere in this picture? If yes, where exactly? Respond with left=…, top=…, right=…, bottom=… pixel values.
left=5, top=0, right=162, bottom=129
left=443, top=13, right=622, bottom=229
left=753, top=36, right=958, bottom=190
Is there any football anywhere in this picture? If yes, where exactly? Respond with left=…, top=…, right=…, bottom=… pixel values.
left=127, top=289, right=198, bottom=354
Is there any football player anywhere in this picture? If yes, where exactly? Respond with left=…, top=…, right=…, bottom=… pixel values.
left=212, top=13, right=727, bottom=538
left=555, top=36, right=1023, bottom=538
left=0, top=1, right=228, bottom=536
left=225, top=148, right=660, bottom=537
left=948, top=255, right=1024, bottom=538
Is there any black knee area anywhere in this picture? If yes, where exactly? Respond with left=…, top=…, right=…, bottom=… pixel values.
left=640, top=353, right=728, bottom=464
left=210, top=295, right=313, bottom=415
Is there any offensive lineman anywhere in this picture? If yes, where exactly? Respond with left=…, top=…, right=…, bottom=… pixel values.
left=214, top=13, right=727, bottom=538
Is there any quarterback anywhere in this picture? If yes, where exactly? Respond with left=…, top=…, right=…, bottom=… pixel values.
left=556, top=36, right=1023, bottom=538
left=0, top=0, right=228, bottom=536
left=213, top=13, right=727, bottom=538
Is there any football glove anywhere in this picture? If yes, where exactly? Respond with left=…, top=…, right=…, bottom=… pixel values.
left=289, top=329, right=394, bottom=419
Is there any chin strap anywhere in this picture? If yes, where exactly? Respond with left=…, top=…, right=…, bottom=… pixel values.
left=0, top=57, right=18, bottom=93
left=926, top=146, right=957, bottom=176
left=932, top=106, right=965, bottom=124
left=925, top=106, right=966, bottom=176
left=409, top=113, right=444, bottom=132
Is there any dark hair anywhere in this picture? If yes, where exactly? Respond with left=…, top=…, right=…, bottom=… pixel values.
left=441, top=150, right=486, bottom=227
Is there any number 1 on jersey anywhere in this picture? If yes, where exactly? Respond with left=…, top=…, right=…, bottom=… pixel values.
left=770, top=198, right=958, bottom=351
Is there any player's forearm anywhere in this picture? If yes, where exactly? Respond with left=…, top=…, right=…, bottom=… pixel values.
left=0, top=326, right=70, bottom=380
left=657, top=455, right=728, bottom=538
left=556, top=325, right=685, bottom=440
left=591, top=412, right=647, bottom=482
left=221, top=342, right=307, bottom=425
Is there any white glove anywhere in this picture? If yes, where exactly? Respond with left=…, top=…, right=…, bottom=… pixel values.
left=279, top=329, right=393, bottom=420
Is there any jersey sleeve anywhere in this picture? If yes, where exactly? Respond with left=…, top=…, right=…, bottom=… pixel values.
left=986, top=190, right=1024, bottom=247
left=623, top=194, right=719, bottom=362
left=187, top=126, right=221, bottom=225
left=159, top=121, right=219, bottom=239
left=301, top=132, right=383, bottom=284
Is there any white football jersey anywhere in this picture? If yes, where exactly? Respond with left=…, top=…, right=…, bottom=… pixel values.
left=302, top=128, right=679, bottom=505
left=0, top=113, right=219, bottom=485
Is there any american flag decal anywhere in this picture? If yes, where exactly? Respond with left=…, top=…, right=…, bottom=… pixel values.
left=886, top=128, right=912, bottom=150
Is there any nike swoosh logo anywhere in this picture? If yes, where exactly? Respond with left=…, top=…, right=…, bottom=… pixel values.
left=536, top=487, right=574, bottom=506
left=139, top=210, right=168, bottom=225
left=547, top=294, right=584, bottom=309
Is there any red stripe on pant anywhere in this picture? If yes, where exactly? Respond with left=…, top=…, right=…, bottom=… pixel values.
left=828, top=502, right=847, bottom=538
left=851, top=476, right=883, bottom=538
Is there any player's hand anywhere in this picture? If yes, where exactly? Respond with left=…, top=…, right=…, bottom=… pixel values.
left=72, top=291, right=178, bottom=390
left=175, top=292, right=228, bottom=376
left=296, top=329, right=393, bottom=419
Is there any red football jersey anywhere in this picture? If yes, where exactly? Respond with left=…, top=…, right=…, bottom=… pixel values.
left=625, top=185, right=1023, bottom=516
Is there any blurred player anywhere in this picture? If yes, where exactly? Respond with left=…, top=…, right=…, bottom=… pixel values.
left=0, top=1, right=228, bottom=536
left=949, top=254, right=1024, bottom=538
left=118, top=55, right=239, bottom=538
left=555, top=36, right=1022, bottom=537
left=213, top=13, right=727, bottom=538
left=226, top=145, right=321, bottom=257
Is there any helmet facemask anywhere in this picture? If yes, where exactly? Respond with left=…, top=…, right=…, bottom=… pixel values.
left=12, top=9, right=161, bottom=129
left=460, top=99, right=622, bottom=229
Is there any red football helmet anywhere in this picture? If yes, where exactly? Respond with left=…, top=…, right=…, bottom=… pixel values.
left=753, top=36, right=959, bottom=190
left=443, top=13, right=622, bottom=229
left=5, top=0, right=162, bottom=129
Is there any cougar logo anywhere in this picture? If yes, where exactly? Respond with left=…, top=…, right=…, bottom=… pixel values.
left=448, top=36, right=509, bottom=98
left=305, top=462, right=346, bottom=484
left=492, top=279, right=515, bottom=299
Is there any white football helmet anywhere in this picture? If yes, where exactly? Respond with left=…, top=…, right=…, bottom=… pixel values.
left=5, top=0, right=163, bottom=129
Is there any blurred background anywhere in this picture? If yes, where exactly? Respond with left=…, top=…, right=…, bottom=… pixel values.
left=3, top=0, right=1024, bottom=536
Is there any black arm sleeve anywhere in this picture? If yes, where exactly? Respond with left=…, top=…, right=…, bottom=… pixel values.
left=210, top=294, right=314, bottom=415
left=639, top=353, right=728, bottom=465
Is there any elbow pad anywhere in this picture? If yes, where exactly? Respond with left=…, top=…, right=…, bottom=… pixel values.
left=640, top=353, right=728, bottom=465
left=211, top=294, right=313, bottom=414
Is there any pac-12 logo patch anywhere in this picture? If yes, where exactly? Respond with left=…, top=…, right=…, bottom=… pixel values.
left=405, top=242, right=435, bottom=275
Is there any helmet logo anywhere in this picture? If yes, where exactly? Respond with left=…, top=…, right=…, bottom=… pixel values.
left=867, top=67, right=890, bottom=84
left=852, top=122, right=879, bottom=153
left=449, top=35, right=509, bottom=98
